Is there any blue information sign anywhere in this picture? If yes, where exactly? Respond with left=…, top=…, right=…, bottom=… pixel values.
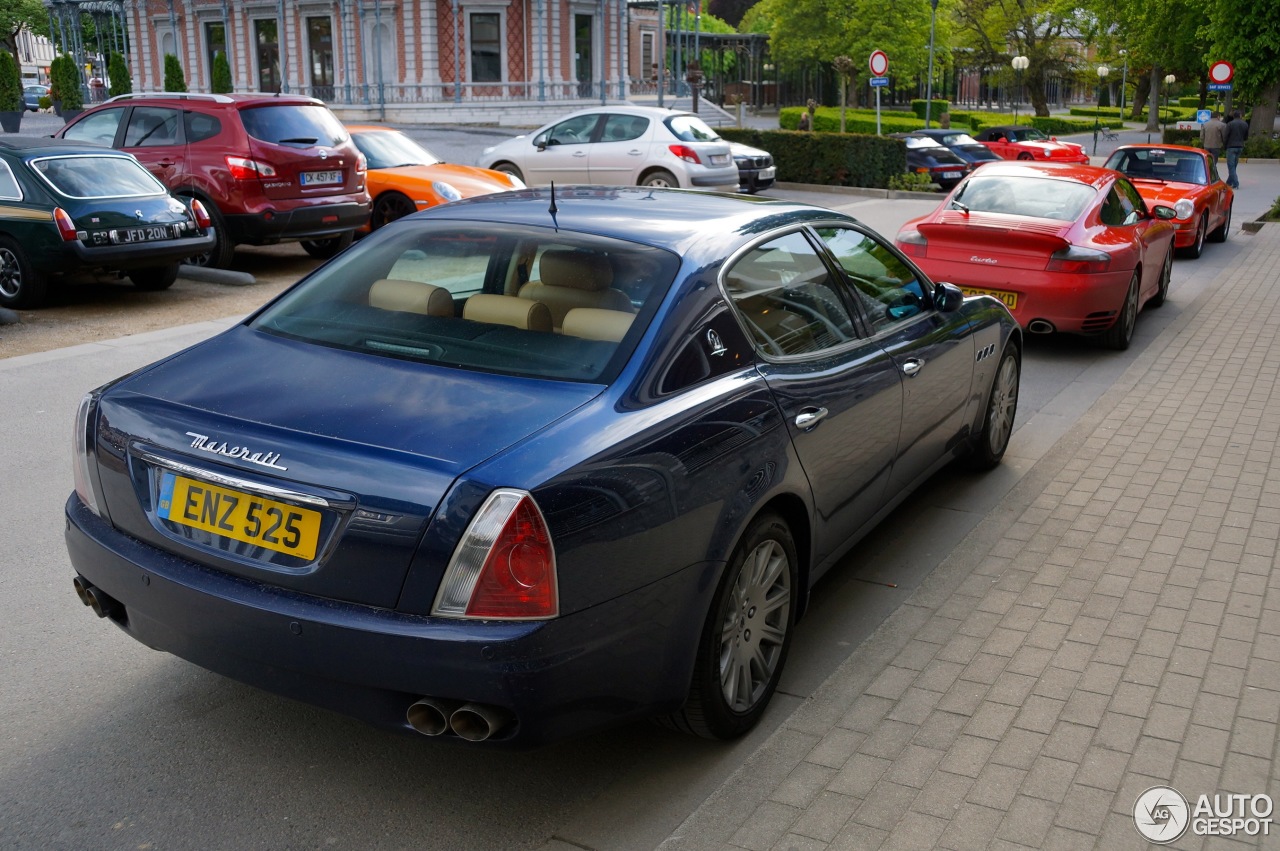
left=1207, top=82, right=1233, bottom=91
left=870, top=76, right=889, bottom=87
left=1197, top=109, right=1212, bottom=123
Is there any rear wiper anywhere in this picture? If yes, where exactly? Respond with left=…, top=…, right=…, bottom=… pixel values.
left=950, top=199, right=970, bottom=214
left=278, top=137, right=319, bottom=145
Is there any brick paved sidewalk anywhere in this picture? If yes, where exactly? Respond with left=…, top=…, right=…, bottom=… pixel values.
left=660, top=226, right=1280, bottom=851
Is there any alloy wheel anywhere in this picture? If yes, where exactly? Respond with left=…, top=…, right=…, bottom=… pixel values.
left=718, top=538, right=791, bottom=712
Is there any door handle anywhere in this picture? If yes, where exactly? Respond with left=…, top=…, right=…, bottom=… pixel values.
left=573, top=151, right=586, bottom=157
left=794, top=407, right=828, bottom=429
left=901, top=358, right=925, bottom=377
left=158, top=160, right=175, bottom=167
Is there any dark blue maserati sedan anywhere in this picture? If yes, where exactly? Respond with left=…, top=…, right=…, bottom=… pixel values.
left=66, top=187, right=1021, bottom=747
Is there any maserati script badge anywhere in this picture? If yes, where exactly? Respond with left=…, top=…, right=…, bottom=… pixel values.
left=186, top=432, right=288, bottom=471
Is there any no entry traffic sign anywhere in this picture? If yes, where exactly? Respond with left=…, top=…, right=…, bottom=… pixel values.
left=1209, top=61, right=1234, bottom=84
left=869, top=50, right=888, bottom=77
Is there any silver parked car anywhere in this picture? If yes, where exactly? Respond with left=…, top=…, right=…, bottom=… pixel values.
left=479, top=105, right=739, bottom=192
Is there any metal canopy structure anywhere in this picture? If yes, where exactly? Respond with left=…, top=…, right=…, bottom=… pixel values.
left=43, top=0, right=130, bottom=94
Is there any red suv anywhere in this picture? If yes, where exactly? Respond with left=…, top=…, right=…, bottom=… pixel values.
left=58, top=93, right=370, bottom=267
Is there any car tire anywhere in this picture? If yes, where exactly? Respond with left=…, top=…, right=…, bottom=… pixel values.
left=1180, top=213, right=1207, bottom=259
left=965, top=341, right=1020, bottom=470
left=1016, top=152, right=1034, bottom=161
left=371, top=192, right=418, bottom=230
left=492, top=162, right=525, bottom=183
left=129, top=264, right=180, bottom=291
left=300, top=231, right=355, bottom=260
left=0, top=235, right=49, bottom=309
left=1208, top=203, right=1231, bottom=243
left=665, top=512, right=796, bottom=740
left=1099, top=270, right=1140, bottom=351
left=184, top=201, right=236, bottom=269
left=640, top=169, right=679, bottom=188
left=1148, top=248, right=1173, bottom=308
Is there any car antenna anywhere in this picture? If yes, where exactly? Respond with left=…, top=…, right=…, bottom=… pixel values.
left=548, top=181, right=559, bottom=229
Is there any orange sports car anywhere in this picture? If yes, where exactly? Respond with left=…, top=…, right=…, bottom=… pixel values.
left=1102, top=144, right=1233, bottom=259
left=347, top=125, right=524, bottom=232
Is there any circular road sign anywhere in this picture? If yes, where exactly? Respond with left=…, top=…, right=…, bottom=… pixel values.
left=869, top=50, right=888, bottom=77
left=1209, top=60, right=1234, bottom=83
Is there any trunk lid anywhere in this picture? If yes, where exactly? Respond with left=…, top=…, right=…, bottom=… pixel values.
left=238, top=103, right=362, bottom=202
left=93, top=326, right=602, bottom=608
left=918, top=211, right=1072, bottom=273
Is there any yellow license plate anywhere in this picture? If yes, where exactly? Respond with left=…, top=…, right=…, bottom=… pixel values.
left=158, top=472, right=321, bottom=560
left=961, top=287, right=1018, bottom=310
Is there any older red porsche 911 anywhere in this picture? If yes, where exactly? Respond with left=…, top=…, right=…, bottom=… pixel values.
left=1102, top=144, right=1233, bottom=259
left=895, top=161, right=1178, bottom=350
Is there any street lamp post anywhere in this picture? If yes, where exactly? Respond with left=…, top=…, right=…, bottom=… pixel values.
left=924, top=0, right=939, bottom=128
left=1092, top=64, right=1109, bottom=156
left=1163, top=73, right=1176, bottom=137
left=1118, top=49, right=1128, bottom=116
left=1011, top=55, right=1028, bottom=125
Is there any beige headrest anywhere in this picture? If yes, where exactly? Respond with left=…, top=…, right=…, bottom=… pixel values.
left=463, top=294, right=553, bottom=333
left=561, top=308, right=635, bottom=342
left=369, top=279, right=454, bottom=317
left=538, top=249, right=614, bottom=291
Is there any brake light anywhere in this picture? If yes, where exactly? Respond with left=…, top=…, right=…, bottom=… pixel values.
left=225, top=155, right=277, bottom=180
left=53, top=207, right=77, bottom=241
left=433, top=489, right=558, bottom=620
left=1046, top=245, right=1111, bottom=273
left=355, top=152, right=368, bottom=174
left=897, top=228, right=927, bottom=257
left=189, top=198, right=212, bottom=229
left=72, top=393, right=101, bottom=517
left=668, top=144, right=702, bottom=164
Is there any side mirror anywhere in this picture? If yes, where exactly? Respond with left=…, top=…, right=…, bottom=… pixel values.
left=1151, top=205, right=1178, bottom=220
left=934, top=281, right=965, bottom=312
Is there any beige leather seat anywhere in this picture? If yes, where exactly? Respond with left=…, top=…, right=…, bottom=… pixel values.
left=368, top=278, right=454, bottom=317
left=518, top=249, right=633, bottom=330
left=463, top=294, right=553, bottom=333
left=561, top=308, right=634, bottom=342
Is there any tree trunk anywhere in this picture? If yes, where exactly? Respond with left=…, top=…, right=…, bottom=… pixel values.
left=1145, top=65, right=1162, bottom=132
left=1249, top=75, right=1280, bottom=139
left=1130, top=79, right=1149, bottom=122
left=1030, top=68, right=1049, bottom=117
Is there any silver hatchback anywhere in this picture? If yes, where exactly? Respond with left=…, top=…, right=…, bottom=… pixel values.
left=479, top=106, right=739, bottom=192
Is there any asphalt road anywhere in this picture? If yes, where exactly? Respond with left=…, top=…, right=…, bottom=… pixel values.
left=1, top=117, right=1275, bottom=851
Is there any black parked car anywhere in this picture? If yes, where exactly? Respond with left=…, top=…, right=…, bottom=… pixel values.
left=730, top=142, right=775, bottom=194
left=908, top=129, right=1003, bottom=168
left=890, top=134, right=971, bottom=189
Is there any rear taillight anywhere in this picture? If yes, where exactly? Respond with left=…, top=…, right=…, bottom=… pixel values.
left=897, top=228, right=927, bottom=257
left=1046, top=245, right=1111, bottom=273
left=432, top=489, right=558, bottom=620
left=72, top=393, right=101, bottom=517
left=355, top=152, right=368, bottom=174
left=189, top=198, right=212, bottom=229
left=53, top=208, right=77, bottom=241
left=225, top=155, right=277, bottom=180
left=668, top=144, right=702, bottom=164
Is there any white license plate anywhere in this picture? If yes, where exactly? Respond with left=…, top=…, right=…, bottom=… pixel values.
left=710, top=154, right=730, bottom=166
left=113, top=225, right=173, bottom=244
left=942, top=171, right=962, bottom=179
left=301, top=170, right=342, bottom=186
left=759, top=167, right=776, bottom=179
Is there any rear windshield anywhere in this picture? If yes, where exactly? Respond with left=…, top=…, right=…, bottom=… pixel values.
left=950, top=174, right=1095, bottom=221
left=30, top=154, right=166, bottom=198
left=250, top=222, right=680, bottom=383
left=943, top=133, right=981, bottom=146
left=239, top=104, right=349, bottom=147
left=903, top=137, right=944, bottom=149
left=666, top=115, right=721, bottom=143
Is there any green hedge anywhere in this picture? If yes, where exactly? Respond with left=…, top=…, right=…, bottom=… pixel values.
left=1178, top=96, right=1201, bottom=108
left=910, top=99, right=949, bottom=120
left=1068, top=105, right=1193, bottom=122
left=780, top=106, right=924, bottom=135
left=1161, top=128, right=1200, bottom=146
left=719, top=127, right=907, bottom=189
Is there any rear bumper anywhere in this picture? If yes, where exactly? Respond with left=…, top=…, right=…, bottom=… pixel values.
left=64, top=495, right=712, bottom=747
left=224, top=200, right=371, bottom=246
left=61, top=231, right=215, bottom=269
left=921, top=264, right=1131, bottom=334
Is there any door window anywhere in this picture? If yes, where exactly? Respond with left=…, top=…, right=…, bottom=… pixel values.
left=61, top=108, right=124, bottom=147
left=535, top=114, right=599, bottom=147
left=123, top=107, right=180, bottom=147
left=724, top=231, right=858, bottom=357
left=1115, top=179, right=1148, bottom=224
left=815, top=226, right=929, bottom=333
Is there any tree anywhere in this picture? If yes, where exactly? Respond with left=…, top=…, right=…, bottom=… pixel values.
left=163, top=53, right=187, bottom=93
left=1204, top=0, right=1280, bottom=136
left=0, top=49, right=21, bottom=113
left=107, top=51, right=131, bottom=98
left=53, top=54, right=82, bottom=110
left=211, top=51, right=232, bottom=94
left=0, top=0, right=47, bottom=69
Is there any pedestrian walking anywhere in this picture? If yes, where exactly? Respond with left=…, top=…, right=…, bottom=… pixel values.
left=1223, top=109, right=1248, bottom=188
left=1201, top=111, right=1227, bottom=178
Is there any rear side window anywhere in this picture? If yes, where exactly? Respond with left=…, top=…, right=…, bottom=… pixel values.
left=665, top=115, right=720, bottom=142
left=123, top=107, right=181, bottom=147
left=62, top=108, right=124, bottom=147
left=185, top=111, right=222, bottom=143
left=250, top=223, right=680, bottom=383
left=239, top=104, right=348, bottom=147
left=0, top=161, right=21, bottom=200
left=31, top=155, right=166, bottom=198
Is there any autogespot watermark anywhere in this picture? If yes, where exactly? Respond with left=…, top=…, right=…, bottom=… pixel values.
left=1134, top=785, right=1274, bottom=843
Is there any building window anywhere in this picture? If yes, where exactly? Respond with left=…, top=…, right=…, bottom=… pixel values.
left=470, top=13, right=501, bottom=83
left=307, top=16, right=334, bottom=101
left=205, top=22, right=226, bottom=85
left=255, top=19, right=280, bottom=93
left=641, top=31, right=654, bottom=81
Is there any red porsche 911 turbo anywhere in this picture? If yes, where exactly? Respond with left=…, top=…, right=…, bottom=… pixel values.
left=1102, top=144, right=1233, bottom=259
left=895, top=162, right=1178, bottom=350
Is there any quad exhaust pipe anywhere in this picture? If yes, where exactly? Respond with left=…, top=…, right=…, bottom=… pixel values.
left=1027, top=319, right=1055, bottom=334
left=73, top=576, right=122, bottom=619
left=406, top=697, right=514, bottom=742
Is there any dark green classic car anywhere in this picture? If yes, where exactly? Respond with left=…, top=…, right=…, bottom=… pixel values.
left=0, top=137, right=214, bottom=309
